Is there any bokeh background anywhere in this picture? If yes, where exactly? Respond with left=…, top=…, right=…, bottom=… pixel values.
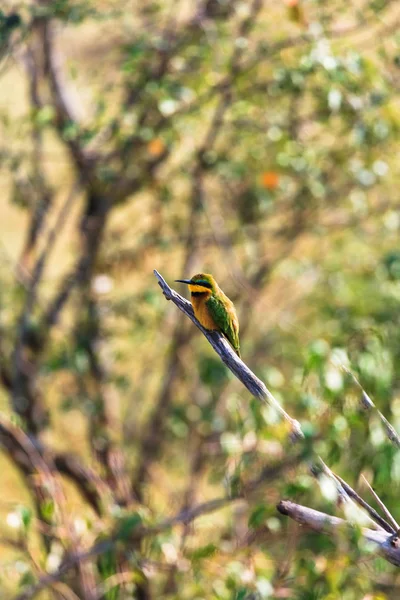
left=1, top=0, right=400, bottom=598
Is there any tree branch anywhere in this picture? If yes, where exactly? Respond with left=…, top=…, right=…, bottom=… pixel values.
left=361, top=475, right=400, bottom=533
left=11, top=181, right=79, bottom=431
left=153, top=270, right=303, bottom=439
left=315, top=460, right=395, bottom=534
left=277, top=500, right=400, bottom=567
left=0, top=418, right=105, bottom=516
left=40, top=17, right=88, bottom=175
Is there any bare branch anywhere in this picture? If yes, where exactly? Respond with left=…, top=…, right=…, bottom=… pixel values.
left=154, top=270, right=303, bottom=439
left=277, top=500, right=400, bottom=568
left=11, top=182, right=79, bottom=432
left=342, top=366, right=400, bottom=448
left=361, top=475, right=400, bottom=534
left=53, top=453, right=107, bottom=517
left=317, top=460, right=395, bottom=534
left=0, top=418, right=105, bottom=516
left=40, top=19, right=85, bottom=154
left=40, top=193, right=109, bottom=339
left=134, top=70, right=240, bottom=492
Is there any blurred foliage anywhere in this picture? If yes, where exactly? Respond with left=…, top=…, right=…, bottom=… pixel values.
left=0, top=0, right=400, bottom=598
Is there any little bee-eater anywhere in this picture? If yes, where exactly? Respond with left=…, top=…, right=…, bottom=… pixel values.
left=175, top=273, right=241, bottom=357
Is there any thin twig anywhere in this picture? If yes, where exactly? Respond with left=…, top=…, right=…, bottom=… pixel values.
left=342, top=366, right=400, bottom=448
left=361, top=475, right=400, bottom=533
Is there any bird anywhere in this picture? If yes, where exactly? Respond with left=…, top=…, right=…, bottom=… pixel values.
left=175, top=273, right=241, bottom=357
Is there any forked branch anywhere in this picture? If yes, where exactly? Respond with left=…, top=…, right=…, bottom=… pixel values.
left=277, top=500, right=400, bottom=567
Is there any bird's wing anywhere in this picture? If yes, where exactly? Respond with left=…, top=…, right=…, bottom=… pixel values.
left=206, top=295, right=240, bottom=356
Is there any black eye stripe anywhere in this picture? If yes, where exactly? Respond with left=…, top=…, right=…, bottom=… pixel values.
left=192, top=280, right=212, bottom=289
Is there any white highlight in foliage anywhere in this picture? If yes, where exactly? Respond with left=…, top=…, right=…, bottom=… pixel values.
left=328, top=89, right=342, bottom=111
left=267, top=126, right=282, bottom=141
left=325, top=366, right=343, bottom=392
left=46, top=554, right=62, bottom=573
left=161, top=542, right=178, bottom=564
left=267, top=517, right=281, bottom=532
left=242, top=430, right=257, bottom=451
left=308, top=22, right=323, bottom=38
left=46, top=542, right=64, bottom=573
left=391, top=453, right=400, bottom=482
left=266, top=366, right=284, bottom=388
left=92, top=274, right=113, bottom=294
left=370, top=419, right=385, bottom=447
left=373, top=160, right=389, bottom=177
left=310, top=39, right=338, bottom=70
left=383, top=211, right=400, bottom=231
left=331, top=347, right=350, bottom=368
left=159, top=99, right=177, bottom=116
left=256, top=577, right=274, bottom=598
left=240, top=568, right=255, bottom=584
left=319, top=474, right=338, bottom=502
left=73, top=517, right=87, bottom=535
left=221, top=432, right=241, bottom=454
left=348, top=95, right=363, bottom=111
left=235, top=37, right=248, bottom=49
left=236, top=3, right=251, bottom=18
left=343, top=500, right=374, bottom=526
left=6, top=511, right=22, bottom=529
left=357, top=169, right=376, bottom=187
left=15, top=560, right=29, bottom=574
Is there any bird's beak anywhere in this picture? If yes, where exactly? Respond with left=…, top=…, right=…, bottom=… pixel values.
left=175, top=279, right=193, bottom=285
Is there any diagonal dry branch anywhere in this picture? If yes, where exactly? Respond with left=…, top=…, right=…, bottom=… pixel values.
left=361, top=475, right=400, bottom=533
left=154, top=270, right=303, bottom=440
left=135, top=38, right=254, bottom=492
left=342, top=366, right=400, bottom=448
left=154, top=271, right=400, bottom=569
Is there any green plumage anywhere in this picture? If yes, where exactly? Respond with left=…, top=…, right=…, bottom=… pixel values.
left=175, top=272, right=241, bottom=358
left=206, top=293, right=241, bottom=357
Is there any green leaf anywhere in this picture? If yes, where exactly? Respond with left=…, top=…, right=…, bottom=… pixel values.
left=190, top=543, right=217, bottom=561
left=41, top=499, right=55, bottom=522
left=18, top=571, right=35, bottom=589
left=116, top=512, right=142, bottom=541
left=248, top=504, right=269, bottom=529
left=19, top=506, right=32, bottom=530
